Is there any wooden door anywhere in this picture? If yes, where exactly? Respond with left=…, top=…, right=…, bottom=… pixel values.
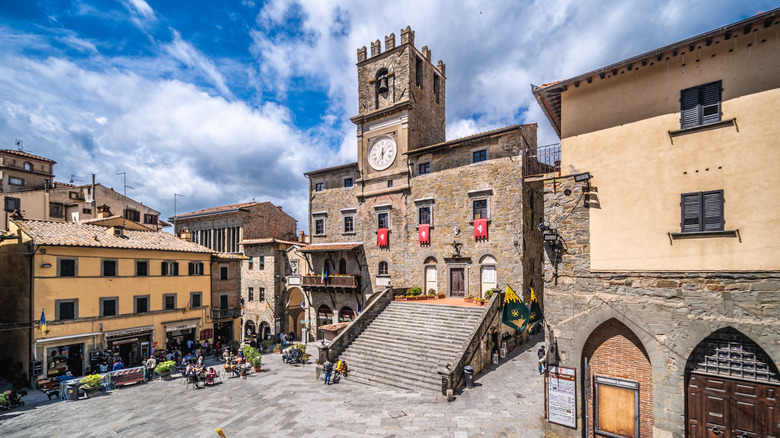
left=449, top=268, right=465, bottom=297
left=687, top=373, right=780, bottom=437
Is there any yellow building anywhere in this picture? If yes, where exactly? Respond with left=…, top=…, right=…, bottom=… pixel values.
left=0, top=217, right=213, bottom=384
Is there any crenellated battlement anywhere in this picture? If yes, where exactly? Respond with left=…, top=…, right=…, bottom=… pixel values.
left=356, top=26, right=445, bottom=75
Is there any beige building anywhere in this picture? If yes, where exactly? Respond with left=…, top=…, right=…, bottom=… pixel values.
left=532, top=9, right=780, bottom=438
left=0, top=217, right=213, bottom=384
left=303, top=27, right=543, bottom=339
left=1, top=148, right=56, bottom=230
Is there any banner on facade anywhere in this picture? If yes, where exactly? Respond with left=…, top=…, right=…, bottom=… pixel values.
left=418, top=224, right=430, bottom=244
left=377, top=228, right=389, bottom=247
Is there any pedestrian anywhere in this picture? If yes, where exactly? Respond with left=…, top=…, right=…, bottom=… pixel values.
left=323, top=359, right=333, bottom=385
left=113, top=357, right=124, bottom=371
left=280, top=332, right=287, bottom=347
left=537, top=345, right=547, bottom=375
left=288, top=330, right=295, bottom=343
left=145, top=355, right=157, bottom=381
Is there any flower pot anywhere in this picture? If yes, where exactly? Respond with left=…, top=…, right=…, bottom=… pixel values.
left=437, top=294, right=445, bottom=299
left=395, top=296, right=404, bottom=301
left=253, top=366, right=261, bottom=372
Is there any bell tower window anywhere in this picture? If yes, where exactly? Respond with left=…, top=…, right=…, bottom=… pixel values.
left=376, top=69, right=389, bottom=94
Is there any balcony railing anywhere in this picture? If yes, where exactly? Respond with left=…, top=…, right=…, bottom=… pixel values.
left=524, top=143, right=561, bottom=176
left=302, top=275, right=360, bottom=290
left=211, top=307, right=241, bottom=320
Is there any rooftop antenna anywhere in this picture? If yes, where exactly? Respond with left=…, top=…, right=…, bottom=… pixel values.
left=174, top=193, right=186, bottom=236
left=69, top=174, right=84, bottom=184
left=15, top=139, right=23, bottom=151
left=116, top=172, right=134, bottom=231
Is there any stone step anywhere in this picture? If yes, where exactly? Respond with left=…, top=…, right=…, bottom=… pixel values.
left=339, top=351, right=450, bottom=377
left=389, top=302, right=486, bottom=313
left=338, top=345, right=455, bottom=370
left=341, top=372, right=440, bottom=393
left=350, top=333, right=468, bottom=353
left=341, top=359, right=442, bottom=391
left=365, top=320, right=478, bottom=337
left=381, top=305, right=485, bottom=318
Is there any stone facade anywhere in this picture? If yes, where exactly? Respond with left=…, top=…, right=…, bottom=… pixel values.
left=211, top=254, right=243, bottom=343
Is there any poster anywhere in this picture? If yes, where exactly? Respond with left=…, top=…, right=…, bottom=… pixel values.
left=547, top=365, right=576, bottom=428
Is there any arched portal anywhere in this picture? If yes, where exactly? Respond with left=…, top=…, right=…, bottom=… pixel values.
left=259, top=321, right=271, bottom=341
left=244, top=320, right=256, bottom=341
left=582, top=318, right=653, bottom=438
left=339, top=307, right=355, bottom=322
left=685, top=327, right=779, bottom=437
left=316, top=305, right=333, bottom=340
left=286, top=287, right=305, bottom=342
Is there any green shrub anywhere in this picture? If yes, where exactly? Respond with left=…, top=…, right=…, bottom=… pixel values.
left=408, top=287, right=423, bottom=296
left=242, top=345, right=262, bottom=367
left=80, top=374, right=102, bottom=388
left=155, top=360, right=176, bottom=374
left=485, top=289, right=494, bottom=300
left=261, top=340, right=273, bottom=349
left=427, top=289, right=436, bottom=296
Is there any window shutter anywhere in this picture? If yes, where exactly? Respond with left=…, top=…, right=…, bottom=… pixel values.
left=680, top=87, right=700, bottom=129
left=161, top=262, right=168, bottom=276
left=188, top=263, right=194, bottom=275
left=681, top=193, right=701, bottom=232
left=701, top=81, right=721, bottom=125
left=173, top=262, right=179, bottom=276
left=702, top=190, right=724, bottom=231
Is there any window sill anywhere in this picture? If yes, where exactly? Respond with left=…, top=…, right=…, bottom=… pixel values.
left=669, top=229, right=738, bottom=240
left=342, top=232, right=357, bottom=236
left=468, top=219, right=492, bottom=225
left=669, top=118, right=736, bottom=138
left=415, top=225, right=434, bottom=230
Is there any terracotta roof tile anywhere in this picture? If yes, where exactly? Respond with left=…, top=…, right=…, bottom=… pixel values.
left=213, top=252, right=249, bottom=260
left=299, top=242, right=363, bottom=252
left=239, top=238, right=301, bottom=246
left=0, top=149, right=56, bottom=164
left=174, top=202, right=263, bottom=218
left=318, top=321, right=351, bottom=332
left=14, top=220, right=213, bottom=253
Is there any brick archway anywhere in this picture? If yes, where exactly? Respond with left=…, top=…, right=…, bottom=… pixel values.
left=582, top=318, right=653, bottom=438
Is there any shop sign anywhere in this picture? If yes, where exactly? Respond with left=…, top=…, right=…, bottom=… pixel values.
left=200, top=329, right=213, bottom=340
left=165, top=321, right=198, bottom=332
left=547, top=366, right=576, bottom=428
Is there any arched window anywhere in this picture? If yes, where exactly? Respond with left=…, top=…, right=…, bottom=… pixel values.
left=376, top=68, right=389, bottom=94
left=339, top=258, right=347, bottom=275
left=480, top=255, right=497, bottom=296
left=317, top=305, right=333, bottom=325
left=24, top=162, right=32, bottom=171
left=339, top=307, right=355, bottom=322
left=378, top=261, right=388, bottom=276
left=424, top=256, right=438, bottom=265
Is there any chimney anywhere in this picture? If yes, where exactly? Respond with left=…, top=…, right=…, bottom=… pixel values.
left=97, top=204, right=111, bottom=219
left=298, top=231, right=305, bottom=242
left=178, top=227, right=192, bottom=241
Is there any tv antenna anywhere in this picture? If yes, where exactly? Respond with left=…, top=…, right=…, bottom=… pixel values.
left=70, top=174, right=84, bottom=184
left=116, top=172, right=135, bottom=230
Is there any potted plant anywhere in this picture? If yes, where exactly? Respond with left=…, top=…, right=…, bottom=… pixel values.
left=261, top=339, right=273, bottom=353
left=408, top=287, right=423, bottom=300
left=476, top=298, right=486, bottom=306
left=273, top=343, right=282, bottom=354
left=435, top=289, right=445, bottom=299
left=80, top=373, right=102, bottom=393
left=395, top=294, right=405, bottom=301
left=242, top=345, right=262, bottom=372
left=465, top=295, right=474, bottom=303
left=428, top=288, right=437, bottom=299
left=485, top=289, right=494, bottom=301
left=155, top=360, right=176, bottom=378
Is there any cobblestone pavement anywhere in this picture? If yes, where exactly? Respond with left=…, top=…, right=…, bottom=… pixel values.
left=0, top=335, right=545, bottom=437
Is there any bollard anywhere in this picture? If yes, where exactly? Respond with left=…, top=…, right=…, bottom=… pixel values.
left=464, top=365, right=475, bottom=388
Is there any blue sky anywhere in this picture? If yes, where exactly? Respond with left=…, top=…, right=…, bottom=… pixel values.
left=0, top=0, right=775, bottom=232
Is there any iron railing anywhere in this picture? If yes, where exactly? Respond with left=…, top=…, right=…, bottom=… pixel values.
left=211, top=307, right=241, bottom=320
left=302, top=275, right=359, bottom=289
left=524, top=143, right=561, bottom=176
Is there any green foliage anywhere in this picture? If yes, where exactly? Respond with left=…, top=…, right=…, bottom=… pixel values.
left=261, top=340, right=273, bottom=349
left=227, top=340, right=240, bottom=353
left=155, top=360, right=176, bottom=374
left=294, top=343, right=306, bottom=354
left=80, top=373, right=102, bottom=388
left=0, top=392, right=7, bottom=406
left=242, top=345, right=262, bottom=367
left=427, top=289, right=436, bottom=296
left=408, top=287, right=423, bottom=296
left=485, top=289, right=494, bottom=300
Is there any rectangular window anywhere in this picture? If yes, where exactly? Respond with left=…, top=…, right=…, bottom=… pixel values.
left=56, top=299, right=78, bottom=320
left=134, top=295, right=149, bottom=314
left=49, top=203, right=63, bottom=218
left=9, top=177, right=24, bottom=186
left=418, top=162, right=430, bottom=175
left=248, top=258, right=254, bottom=270
left=124, top=209, right=140, bottom=222
left=315, top=218, right=325, bottom=235
left=220, top=266, right=228, bottom=280
left=344, top=216, right=354, bottom=233
left=314, top=182, right=324, bottom=192
left=377, top=212, right=389, bottom=229
left=419, top=206, right=431, bottom=225
left=248, top=287, right=254, bottom=301
left=136, top=261, right=148, bottom=276
left=473, top=199, right=488, bottom=220
left=219, top=294, right=229, bottom=310
left=415, top=57, right=423, bottom=88
left=681, top=190, right=724, bottom=233
left=59, top=259, right=76, bottom=277
left=143, top=214, right=158, bottom=225
left=387, top=180, right=393, bottom=188
left=69, top=191, right=79, bottom=199
left=161, top=261, right=179, bottom=276
left=681, top=81, right=721, bottom=129
left=102, top=259, right=117, bottom=277
left=163, top=294, right=176, bottom=311
left=100, top=297, right=118, bottom=317
left=259, top=256, right=265, bottom=270
left=259, top=287, right=265, bottom=301
left=190, top=292, right=202, bottom=308
left=188, top=262, right=204, bottom=275
left=4, top=197, right=20, bottom=212
left=472, top=149, right=487, bottom=163
left=344, top=178, right=353, bottom=188
left=433, top=74, right=440, bottom=104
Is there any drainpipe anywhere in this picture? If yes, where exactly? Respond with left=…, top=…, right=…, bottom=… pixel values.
left=28, top=241, right=40, bottom=387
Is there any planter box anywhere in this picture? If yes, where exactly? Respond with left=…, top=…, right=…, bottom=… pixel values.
left=437, top=294, right=445, bottom=299
left=395, top=296, right=405, bottom=301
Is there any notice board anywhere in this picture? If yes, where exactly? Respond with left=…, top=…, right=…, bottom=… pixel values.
left=547, top=365, right=576, bottom=428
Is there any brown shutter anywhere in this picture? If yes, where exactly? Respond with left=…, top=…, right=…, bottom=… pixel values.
left=680, top=87, right=700, bottom=129
left=161, top=261, right=168, bottom=276
left=701, top=81, right=721, bottom=125
left=681, top=193, right=701, bottom=232
left=702, top=190, right=724, bottom=231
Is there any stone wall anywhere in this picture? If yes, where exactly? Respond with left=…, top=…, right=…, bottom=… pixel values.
left=241, top=243, right=284, bottom=340
left=541, top=176, right=780, bottom=437
left=0, top=239, right=32, bottom=383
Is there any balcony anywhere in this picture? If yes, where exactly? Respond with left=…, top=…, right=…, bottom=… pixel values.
left=211, top=307, right=241, bottom=320
left=524, top=143, right=561, bottom=177
left=302, top=274, right=360, bottom=292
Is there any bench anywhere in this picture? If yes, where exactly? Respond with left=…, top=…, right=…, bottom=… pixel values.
left=108, top=366, right=146, bottom=387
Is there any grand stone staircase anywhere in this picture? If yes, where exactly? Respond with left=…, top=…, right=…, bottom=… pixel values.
left=336, top=301, right=486, bottom=392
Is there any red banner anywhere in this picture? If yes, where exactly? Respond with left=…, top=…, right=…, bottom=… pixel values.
left=474, top=218, right=488, bottom=239
left=377, top=228, right=389, bottom=247
left=418, top=224, right=430, bottom=244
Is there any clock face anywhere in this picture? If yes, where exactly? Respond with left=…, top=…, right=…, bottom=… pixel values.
left=368, top=137, right=397, bottom=171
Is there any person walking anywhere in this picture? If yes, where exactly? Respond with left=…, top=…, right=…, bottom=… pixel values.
left=537, top=345, right=547, bottom=375
left=323, top=359, right=333, bottom=385
left=145, top=356, right=157, bottom=381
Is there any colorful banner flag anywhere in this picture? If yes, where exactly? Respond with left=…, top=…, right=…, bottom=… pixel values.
left=474, top=218, right=488, bottom=239
left=501, top=285, right=530, bottom=332
left=418, top=224, right=430, bottom=244
left=528, top=286, right=544, bottom=333
left=320, top=266, right=329, bottom=284
left=40, top=308, right=47, bottom=336
left=377, top=228, right=389, bottom=247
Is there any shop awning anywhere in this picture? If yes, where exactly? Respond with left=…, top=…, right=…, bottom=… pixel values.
left=33, top=332, right=103, bottom=360
left=164, top=320, right=199, bottom=332
left=104, top=326, right=154, bottom=339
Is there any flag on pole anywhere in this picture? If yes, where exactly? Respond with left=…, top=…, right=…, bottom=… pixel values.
left=40, top=308, right=47, bottom=336
left=501, top=285, right=530, bottom=332
left=528, top=285, right=544, bottom=333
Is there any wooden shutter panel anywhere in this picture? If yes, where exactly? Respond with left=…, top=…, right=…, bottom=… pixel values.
left=681, top=193, right=701, bottom=232
left=681, top=87, right=700, bottom=129
left=702, top=190, right=724, bottom=231
left=701, top=81, right=721, bottom=125
left=173, top=262, right=179, bottom=276
left=161, top=261, right=167, bottom=276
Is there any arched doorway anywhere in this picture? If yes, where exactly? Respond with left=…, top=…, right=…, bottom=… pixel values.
left=286, top=287, right=305, bottom=342
left=424, top=257, right=438, bottom=294
left=244, top=320, right=256, bottom=342
left=339, top=307, right=355, bottom=322
left=582, top=318, right=653, bottom=438
left=316, top=305, right=333, bottom=340
left=479, top=255, right=497, bottom=297
left=685, top=327, right=779, bottom=437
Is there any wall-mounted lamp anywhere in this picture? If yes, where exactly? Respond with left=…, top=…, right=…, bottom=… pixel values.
left=543, top=232, right=560, bottom=242
left=40, top=263, right=52, bottom=268
left=537, top=222, right=550, bottom=232
left=573, top=172, right=591, bottom=182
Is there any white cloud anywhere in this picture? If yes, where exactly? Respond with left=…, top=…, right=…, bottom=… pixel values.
left=124, top=0, right=155, bottom=19
left=163, top=30, right=236, bottom=100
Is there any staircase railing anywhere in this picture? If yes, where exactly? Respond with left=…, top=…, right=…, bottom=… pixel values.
left=316, top=287, right=394, bottom=363
left=438, top=292, right=503, bottom=394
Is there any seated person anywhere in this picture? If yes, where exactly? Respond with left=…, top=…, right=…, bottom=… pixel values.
left=229, top=363, right=241, bottom=377
left=205, top=367, right=217, bottom=385
left=185, top=364, right=194, bottom=377
left=336, top=360, right=349, bottom=377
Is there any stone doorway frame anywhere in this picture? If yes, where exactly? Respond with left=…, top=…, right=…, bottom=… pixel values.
left=444, top=257, right=471, bottom=298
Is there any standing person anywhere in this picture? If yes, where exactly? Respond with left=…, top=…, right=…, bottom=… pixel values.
left=113, top=357, right=124, bottom=371
left=145, top=356, right=157, bottom=381
left=537, top=345, right=547, bottom=375
left=288, top=330, right=295, bottom=343
left=280, top=332, right=287, bottom=347
left=323, top=359, right=333, bottom=385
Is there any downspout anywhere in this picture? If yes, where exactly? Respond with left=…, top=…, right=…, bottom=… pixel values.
left=28, top=241, right=40, bottom=386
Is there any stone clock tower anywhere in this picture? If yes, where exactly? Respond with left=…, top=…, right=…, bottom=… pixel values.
left=350, top=26, right=446, bottom=198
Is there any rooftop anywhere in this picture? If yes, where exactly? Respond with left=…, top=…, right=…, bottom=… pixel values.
left=299, top=242, right=363, bottom=253
left=213, top=252, right=249, bottom=260
left=404, top=125, right=524, bottom=156
left=239, top=238, right=301, bottom=246
left=303, top=162, right=358, bottom=177
left=0, top=149, right=56, bottom=164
